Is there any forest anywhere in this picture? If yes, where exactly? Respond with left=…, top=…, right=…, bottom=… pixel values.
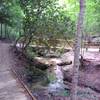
left=0, top=0, right=100, bottom=100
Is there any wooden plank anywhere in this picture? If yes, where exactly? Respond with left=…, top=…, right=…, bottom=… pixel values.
left=11, top=69, right=37, bottom=100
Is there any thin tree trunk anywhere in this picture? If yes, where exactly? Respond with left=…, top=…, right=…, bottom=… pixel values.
left=5, top=24, right=7, bottom=38
left=1, top=23, right=2, bottom=38
left=23, top=35, right=33, bottom=51
left=6, top=25, right=9, bottom=39
left=70, top=0, right=85, bottom=100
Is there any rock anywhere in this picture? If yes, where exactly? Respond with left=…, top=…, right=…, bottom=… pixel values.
left=26, top=67, right=48, bottom=83
left=63, top=69, right=100, bottom=93
left=33, top=89, right=50, bottom=100
left=45, top=53, right=60, bottom=58
left=32, top=59, right=49, bottom=70
left=57, top=61, right=72, bottom=66
left=63, top=71, right=72, bottom=83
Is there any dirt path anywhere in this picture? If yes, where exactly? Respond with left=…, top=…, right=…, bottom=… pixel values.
left=0, top=41, right=30, bottom=100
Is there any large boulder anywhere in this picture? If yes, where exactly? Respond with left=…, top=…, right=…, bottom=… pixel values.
left=63, top=62, right=100, bottom=93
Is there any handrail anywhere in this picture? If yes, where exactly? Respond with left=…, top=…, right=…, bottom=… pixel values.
left=11, top=68, right=37, bottom=100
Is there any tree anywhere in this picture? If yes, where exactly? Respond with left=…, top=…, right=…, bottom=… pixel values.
left=71, top=0, right=85, bottom=100
left=0, top=0, right=24, bottom=39
left=17, top=0, right=75, bottom=52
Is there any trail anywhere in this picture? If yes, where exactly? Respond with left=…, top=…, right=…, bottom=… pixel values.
left=0, top=41, right=30, bottom=100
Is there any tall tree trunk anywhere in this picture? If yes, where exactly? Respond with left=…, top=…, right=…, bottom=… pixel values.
left=6, top=26, right=10, bottom=40
left=1, top=23, right=2, bottom=38
left=70, top=0, right=85, bottom=100
left=5, top=24, right=7, bottom=38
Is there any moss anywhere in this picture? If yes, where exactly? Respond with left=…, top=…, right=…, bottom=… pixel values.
left=25, top=66, right=49, bottom=85
left=26, top=47, right=37, bottom=59
left=60, top=90, right=70, bottom=97
left=47, top=72, right=56, bottom=82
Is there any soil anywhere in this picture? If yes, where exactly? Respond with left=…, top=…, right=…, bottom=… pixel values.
left=2, top=40, right=100, bottom=100
left=0, top=41, right=31, bottom=100
left=63, top=48, right=100, bottom=100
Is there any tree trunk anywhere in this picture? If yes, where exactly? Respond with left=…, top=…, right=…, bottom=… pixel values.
left=23, top=35, right=33, bottom=51
left=70, top=0, right=85, bottom=100
left=6, top=26, right=10, bottom=39
left=5, top=24, right=7, bottom=38
left=1, top=23, right=2, bottom=38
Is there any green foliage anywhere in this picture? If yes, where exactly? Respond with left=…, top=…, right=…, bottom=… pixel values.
left=47, top=72, right=56, bottom=82
left=26, top=47, right=37, bottom=59
left=0, top=1, right=11, bottom=24
left=25, top=66, right=49, bottom=85
left=18, top=0, right=75, bottom=50
left=0, top=0, right=24, bottom=40
left=84, top=0, right=100, bottom=34
left=0, top=0, right=99, bottom=43
left=0, top=0, right=23, bottom=26
left=60, top=90, right=70, bottom=97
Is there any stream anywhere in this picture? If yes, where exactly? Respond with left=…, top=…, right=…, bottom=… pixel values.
left=47, top=64, right=65, bottom=95
left=32, top=49, right=100, bottom=100
left=32, top=58, right=70, bottom=100
left=16, top=44, right=100, bottom=99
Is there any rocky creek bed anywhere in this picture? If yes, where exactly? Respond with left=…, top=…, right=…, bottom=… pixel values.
left=12, top=47, right=100, bottom=100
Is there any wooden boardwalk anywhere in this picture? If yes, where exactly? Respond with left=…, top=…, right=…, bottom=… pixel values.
left=0, top=42, right=31, bottom=100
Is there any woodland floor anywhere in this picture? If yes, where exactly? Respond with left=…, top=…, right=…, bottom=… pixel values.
left=0, top=40, right=100, bottom=100
left=0, top=41, right=31, bottom=100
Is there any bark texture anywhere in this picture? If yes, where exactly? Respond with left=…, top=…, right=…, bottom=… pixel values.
left=70, top=0, right=85, bottom=100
